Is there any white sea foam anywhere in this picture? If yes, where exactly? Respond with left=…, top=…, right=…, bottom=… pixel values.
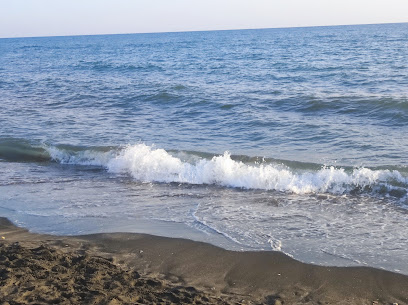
left=47, top=143, right=408, bottom=195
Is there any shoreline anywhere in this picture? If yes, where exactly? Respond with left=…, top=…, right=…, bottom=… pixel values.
left=1, top=217, right=408, bottom=304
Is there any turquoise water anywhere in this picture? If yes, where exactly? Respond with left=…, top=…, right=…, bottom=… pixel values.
left=1, top=23, right=408, bottom=273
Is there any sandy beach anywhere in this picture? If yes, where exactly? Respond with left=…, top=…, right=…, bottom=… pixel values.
left=0, top=217, right=407, bottom=305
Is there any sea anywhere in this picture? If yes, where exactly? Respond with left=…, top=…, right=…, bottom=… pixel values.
left=1, top=23, right=407, bottom=274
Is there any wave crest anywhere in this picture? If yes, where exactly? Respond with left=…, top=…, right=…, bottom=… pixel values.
left=2, top=139, right=406, bottom=197
left=103, top=144, right=407, bottom=196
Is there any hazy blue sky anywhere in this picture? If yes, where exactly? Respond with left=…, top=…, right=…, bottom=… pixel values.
left=1, top=0, right=407, bottom=38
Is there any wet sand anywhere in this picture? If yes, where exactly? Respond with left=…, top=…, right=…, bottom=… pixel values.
left=1, top=217, right=407, bottom=305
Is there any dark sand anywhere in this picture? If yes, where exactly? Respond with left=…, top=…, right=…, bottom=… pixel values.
left=1, top=217, right=407, bottom=305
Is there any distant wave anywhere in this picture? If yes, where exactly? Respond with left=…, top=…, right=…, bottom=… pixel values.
left=74, top=60, right=164, bottom=72
left=272, top=95, right=408, bottom=125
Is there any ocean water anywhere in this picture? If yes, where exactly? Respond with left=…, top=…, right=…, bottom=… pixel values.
left=1, top=23, right=408, bottom=274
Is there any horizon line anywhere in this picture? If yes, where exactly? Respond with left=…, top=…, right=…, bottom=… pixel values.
left=1, top=21, right=407, bottom=40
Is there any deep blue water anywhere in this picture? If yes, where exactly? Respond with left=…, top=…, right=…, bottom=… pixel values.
left=1, top=23, right=408, bottom=165
left=1, top=23, right=408, bottom=274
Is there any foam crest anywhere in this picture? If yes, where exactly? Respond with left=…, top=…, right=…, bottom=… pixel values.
left=107, top=145, right=185, bottom=182
left=104, top=144, right=408, bottom=196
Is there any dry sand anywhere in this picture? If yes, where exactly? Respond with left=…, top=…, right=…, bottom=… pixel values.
left=0, top=217, right=407, bottom=305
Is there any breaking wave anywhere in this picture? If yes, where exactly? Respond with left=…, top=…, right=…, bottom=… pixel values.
left=1, top=139, right=407, bottom=197
left=49, top=143, right=408, bottom=198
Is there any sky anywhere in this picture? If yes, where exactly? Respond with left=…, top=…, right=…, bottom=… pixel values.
left=0, top=0, right=407, bottom=38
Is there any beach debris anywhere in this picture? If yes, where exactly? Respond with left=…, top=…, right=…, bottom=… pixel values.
left=1, top=236, right=5, bottom=239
